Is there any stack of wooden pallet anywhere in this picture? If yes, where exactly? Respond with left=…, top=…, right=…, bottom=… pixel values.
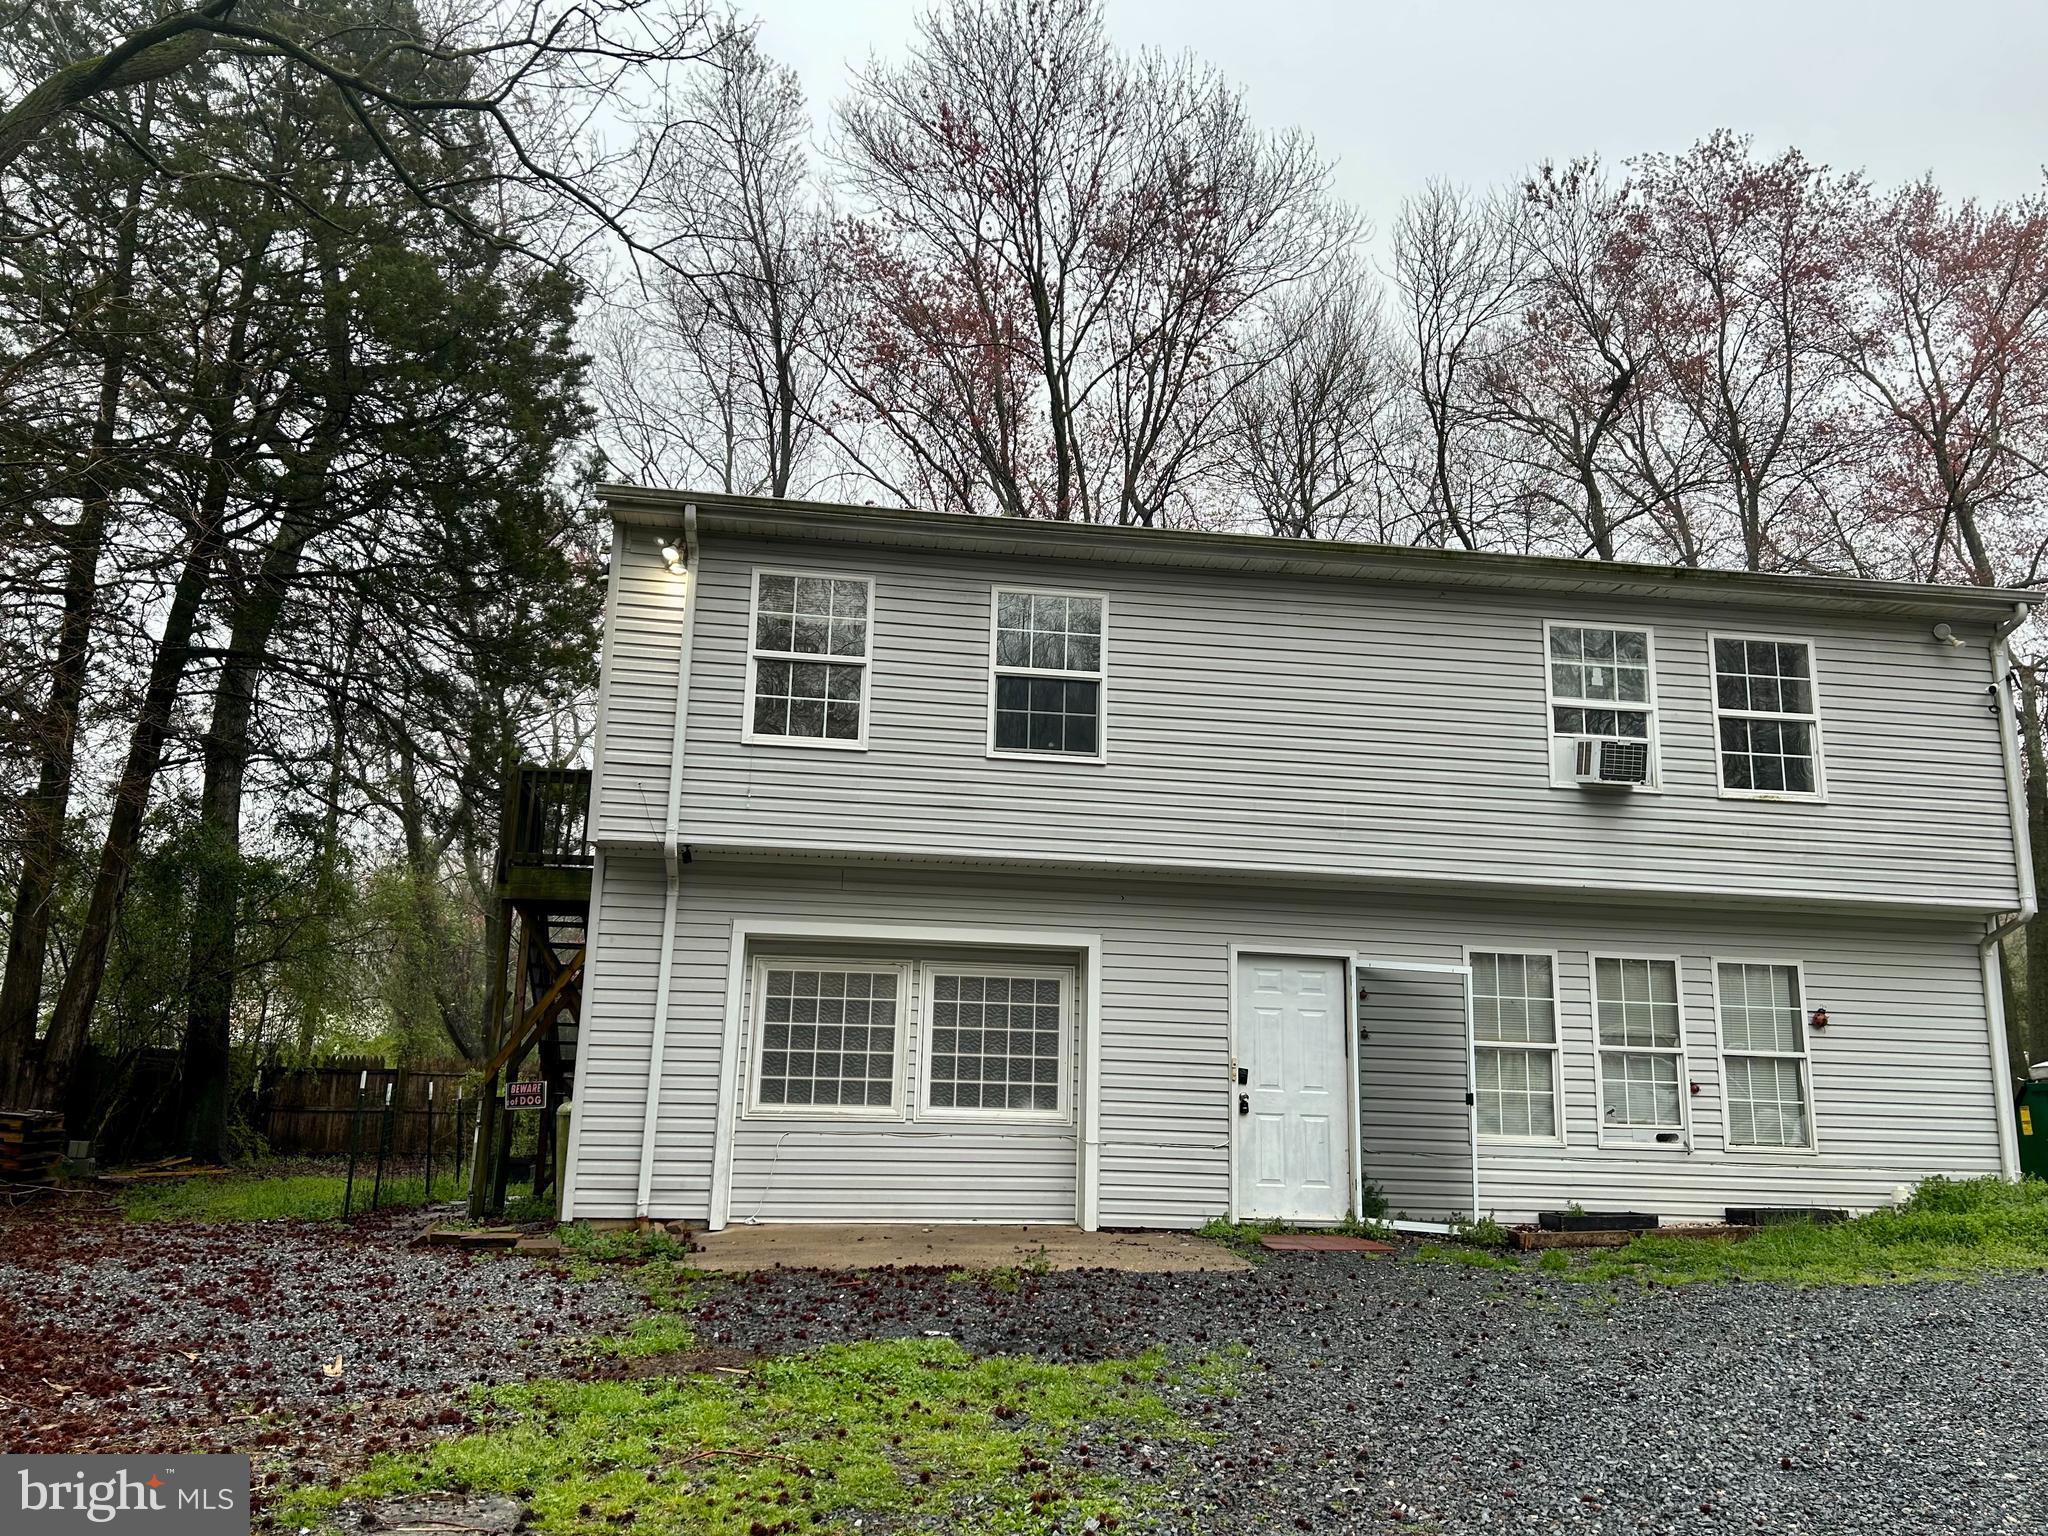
left=0, top=1110, right=64, bottom=1180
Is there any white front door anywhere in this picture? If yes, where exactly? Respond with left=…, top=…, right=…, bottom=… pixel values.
left=1234, top=954, right=1351, bottom=1223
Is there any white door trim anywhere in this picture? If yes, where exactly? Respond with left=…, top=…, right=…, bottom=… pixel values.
left=711, top=918, right=1104, bottom=1231
left=1227, top=945, right=1361, bottom=1224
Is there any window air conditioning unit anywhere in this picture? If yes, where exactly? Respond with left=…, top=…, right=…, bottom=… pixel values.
left=1572, top=736, right=1649, bottom=788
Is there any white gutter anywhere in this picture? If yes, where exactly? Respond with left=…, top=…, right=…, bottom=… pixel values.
left=1981, top=602, right=2035, bottom=1181
left=634, top=504, right=699, bottom=1219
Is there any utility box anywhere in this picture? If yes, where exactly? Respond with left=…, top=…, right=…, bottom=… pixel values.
left=2018, top=1066, right=2048, bottom=1183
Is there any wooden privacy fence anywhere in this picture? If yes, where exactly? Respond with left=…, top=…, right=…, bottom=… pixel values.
left=259, top=1059, right=473, bottom=1157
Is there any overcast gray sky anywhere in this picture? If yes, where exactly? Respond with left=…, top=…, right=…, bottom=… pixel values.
left=751, top=0, right=2048, bottom=229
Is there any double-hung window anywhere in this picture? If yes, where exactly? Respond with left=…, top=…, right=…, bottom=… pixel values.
left=1711, top=636, right=1823, bottom=797
left=989, top=589, right=1106, bottom=758
left=745, top=571, right=872, bottom=747
left=1593, top=956, right=1687, bottom=1142
left=1716, top=962, right=1816, bottom=1149
left=1544, top=624, right=1657, bottom=784
left=1471, top=952, right=1561, bottom=1140
left=750, top=962, right=904, bottom=1113
left=920, top=966, right=1071, bottom=1120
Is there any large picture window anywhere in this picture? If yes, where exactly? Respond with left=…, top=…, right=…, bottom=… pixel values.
left=989, top=589, right=1106, bottom=758
left=750, top=964, right=902, bottom=1113
left=1544, top=623, right=1657, bottom=785
left=1593, top=955, right=1686, bottom=1141
left=745, top=571, right=872, bottom=747
left=1716, top=962, right=1816, bottom=1149
left=1711, top=636, right=1823, bottom=797
left=1470, top=952, right=1560, bottom=1140
left=920, top=968, right=1071, bottom=1119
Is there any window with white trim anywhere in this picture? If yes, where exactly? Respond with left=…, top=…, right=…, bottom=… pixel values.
left=1545, top=624, right=1656, bottom=783
left=1716, top=962, right=1815, bottom=1149
left=990, top=589, right=1105, bottom=757
left=1712, top=637, right=1821, bottom=796
left=747, top=571, right=871, bottom=745
left=751, top=965, right=901, bottom=1111
left=1471, top=953, right=1560, bottom=1140
left=1593, top=956, right=1685, bottom=1137
left=922, top=968, right=1069, bottom=1117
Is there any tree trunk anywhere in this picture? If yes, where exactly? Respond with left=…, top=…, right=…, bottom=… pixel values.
left=0, top=150, right=150, bottom=1106
left=28, top=511, right=226, bottom=1110
left=177, top=507, right=315, bottom=1159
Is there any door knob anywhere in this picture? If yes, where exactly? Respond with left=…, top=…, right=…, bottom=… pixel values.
left=1238, top=1093, right=1250, bottom=1116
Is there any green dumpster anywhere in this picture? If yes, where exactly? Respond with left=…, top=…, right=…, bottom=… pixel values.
left=2019, top=1069, right=2048, bottom=1182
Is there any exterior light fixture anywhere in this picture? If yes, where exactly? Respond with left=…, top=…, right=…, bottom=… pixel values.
left=660, top=539, right=686, bottom=576
left=1932, top=622, right=1965, bottom=647
left=1809, top=1007, right=1830, bottom=1031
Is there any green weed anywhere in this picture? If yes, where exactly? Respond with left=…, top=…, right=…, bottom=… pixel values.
left=281, top=1339, right=1232, bottom=1536
left=120, top=1172, right=433, bottom=1223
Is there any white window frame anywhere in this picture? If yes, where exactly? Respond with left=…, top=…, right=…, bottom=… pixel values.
left=915, top=961, right=1076, bottom=1126
left=1710, top=957, right=1821, bottom=1155
left=1541, top=620, right=1663, bottom=789
left=742, top=955, right=911, bottom=1121
left=741, top=567, right=875, bottom=752
left=1707, top=631, right=1827, bottom=802
left=1463, top=946, right=1567, bottom=1147
left=1590, top=951, right=1692, bottom=1150
left=985, top=585, right=1110, bottom=764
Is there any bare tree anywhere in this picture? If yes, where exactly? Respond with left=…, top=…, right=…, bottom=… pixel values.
left=1621, top=132, right=1862, bottom=572
left=1387, top=180, right=1522, bottom=549
left=1225, top=265, right=1399, bottom=539
left=1478, top=160, right=1642, bottom=560
left=593, top=25, right=826, bottom=495
left=828, top=0, right=1345, bottom=523
left=0, top=0, right=728, bottom=269
left=1830, top=177, right=2048, bottom=588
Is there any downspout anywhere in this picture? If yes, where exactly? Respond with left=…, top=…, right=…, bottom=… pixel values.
left=635, top=505, right=699, bottom=1219
left=1980, top=601, right=2035, bottom=1181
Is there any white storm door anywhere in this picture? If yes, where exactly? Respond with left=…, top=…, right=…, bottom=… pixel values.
left=1234, top=955, right=1350, bottom=1222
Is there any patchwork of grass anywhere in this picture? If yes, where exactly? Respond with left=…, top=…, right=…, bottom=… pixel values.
left=586, top=1257, right=705, bottom=1358
left=1407, top=1178, right=2048, bottom=1288
left=1195, top=1214, right=1392, bottom=1260
left=120, top=1171, right=434, bottom=1222
left=281, top=1338, right=1227, bottom=1536
left=1574, top=1176, right=2048, bottom=1287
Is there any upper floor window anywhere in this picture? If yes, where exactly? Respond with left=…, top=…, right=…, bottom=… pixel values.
left=989, top=588, right=1106, bottom=759
left=1593, top=955, right=1687, bottom=1144
left=1471, top=952, right=1560, bottom=1141
left=1545, top=623, right=1657, bottom=785
left=1711, top=636, right=1822, bottom=798
left=745, top=570, right=871, bottom=748
left=1715, top=961, right=1816, bottom=1149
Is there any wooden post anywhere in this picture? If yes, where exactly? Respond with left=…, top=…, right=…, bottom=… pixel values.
left=467, top=908, right=511, bottom=1219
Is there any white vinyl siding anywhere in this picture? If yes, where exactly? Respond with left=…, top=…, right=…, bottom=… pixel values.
left=744, top=570, right=872, bottom=748
left=1470, top=952, right=1560, bottom=1141
left=1593, top=956, right=1687, bottom=1144
left=988, top=588, right=1107, bottom=759
left=1716, top=961, right=1817, bottom=1149
left=567, top=858, right=2004, bottom=1228
left=593, top=531, right=2022, bottom=913
left=1545, top=622, right=1658, bottom=786
left=1711, top=635, right=1824, bottom=799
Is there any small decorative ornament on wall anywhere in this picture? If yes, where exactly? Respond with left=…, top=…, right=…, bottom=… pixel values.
left=1809, top=1008, right=1830, bottom=1031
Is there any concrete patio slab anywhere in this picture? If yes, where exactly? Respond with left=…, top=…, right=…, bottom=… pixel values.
left=688, top=1223, right=1250, bottom=1273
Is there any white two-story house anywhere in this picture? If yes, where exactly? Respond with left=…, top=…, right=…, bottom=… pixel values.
left=559, top=487, right=2037, bottom=1231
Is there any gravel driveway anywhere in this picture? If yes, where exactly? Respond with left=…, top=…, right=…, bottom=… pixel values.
left=7, top=1207, right=2043, bottom=1533
left=0, top=1205, right=640, bottom=1482
left=694, top=1253, right=2048, bottom=1534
